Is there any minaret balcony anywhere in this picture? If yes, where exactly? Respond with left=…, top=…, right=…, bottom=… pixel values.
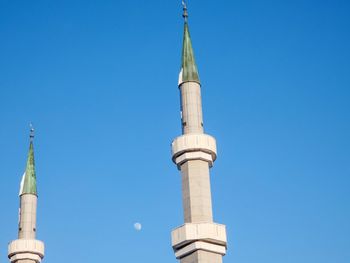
left=172, top=134, right=217, bottom=169
left=8, top=239, right=45, bottom=263
left=171, top=222, right=227, bottom=259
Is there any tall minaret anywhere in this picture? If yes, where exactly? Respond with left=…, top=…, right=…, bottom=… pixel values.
left=170, top=2, right=227, bottom=263
left=8, top=126, right=45, bottom=263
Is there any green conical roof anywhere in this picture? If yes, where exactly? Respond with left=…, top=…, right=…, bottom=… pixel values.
left=179, top=22, right=200, bottom=86
left=20, top=141, right=37, bottom=196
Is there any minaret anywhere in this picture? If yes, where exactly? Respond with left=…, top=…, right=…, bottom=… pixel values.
left=8, top=126, right=45, bottom=263
left=170, top=2, right=227, bottom=263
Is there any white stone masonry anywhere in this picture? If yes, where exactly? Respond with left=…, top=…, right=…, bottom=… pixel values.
left=8, top=194, right=45, bottom=263
left=171, top=79, right=227, bottom=263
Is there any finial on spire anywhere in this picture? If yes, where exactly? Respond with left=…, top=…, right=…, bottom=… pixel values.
left=182, top=0, right=188, bottom=21
left=29, top=123, right=34, bottom=142
left=179, top=1, right=200, bottom=86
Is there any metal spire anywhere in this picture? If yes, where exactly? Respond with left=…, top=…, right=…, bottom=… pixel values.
left=20, top=123, right=37, bottom=196
left=29, top=123, right=35, bottom=142
left=182, top=0, right=188, bottom=21
left=178, top=0, right=200, bottom=86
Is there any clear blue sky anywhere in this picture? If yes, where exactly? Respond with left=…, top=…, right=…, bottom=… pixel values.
left=1, top=0, right=349, bottom=262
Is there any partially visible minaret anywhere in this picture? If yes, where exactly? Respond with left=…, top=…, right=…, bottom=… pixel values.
left=170, top=2, right=227, bottom=263
left=8, top=126, right=45, bottom=263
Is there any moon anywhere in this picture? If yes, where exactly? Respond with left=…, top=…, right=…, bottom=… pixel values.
left=134, top=222, right=142, bottom=231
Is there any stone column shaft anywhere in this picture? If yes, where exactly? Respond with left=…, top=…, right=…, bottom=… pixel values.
left=180, top=82, right=204, bottom=134
left=181, top=250, right=223, bottom=263
left=181, top=160, right=213, bottom=223
left=19, top=194, right=37, bottom=239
